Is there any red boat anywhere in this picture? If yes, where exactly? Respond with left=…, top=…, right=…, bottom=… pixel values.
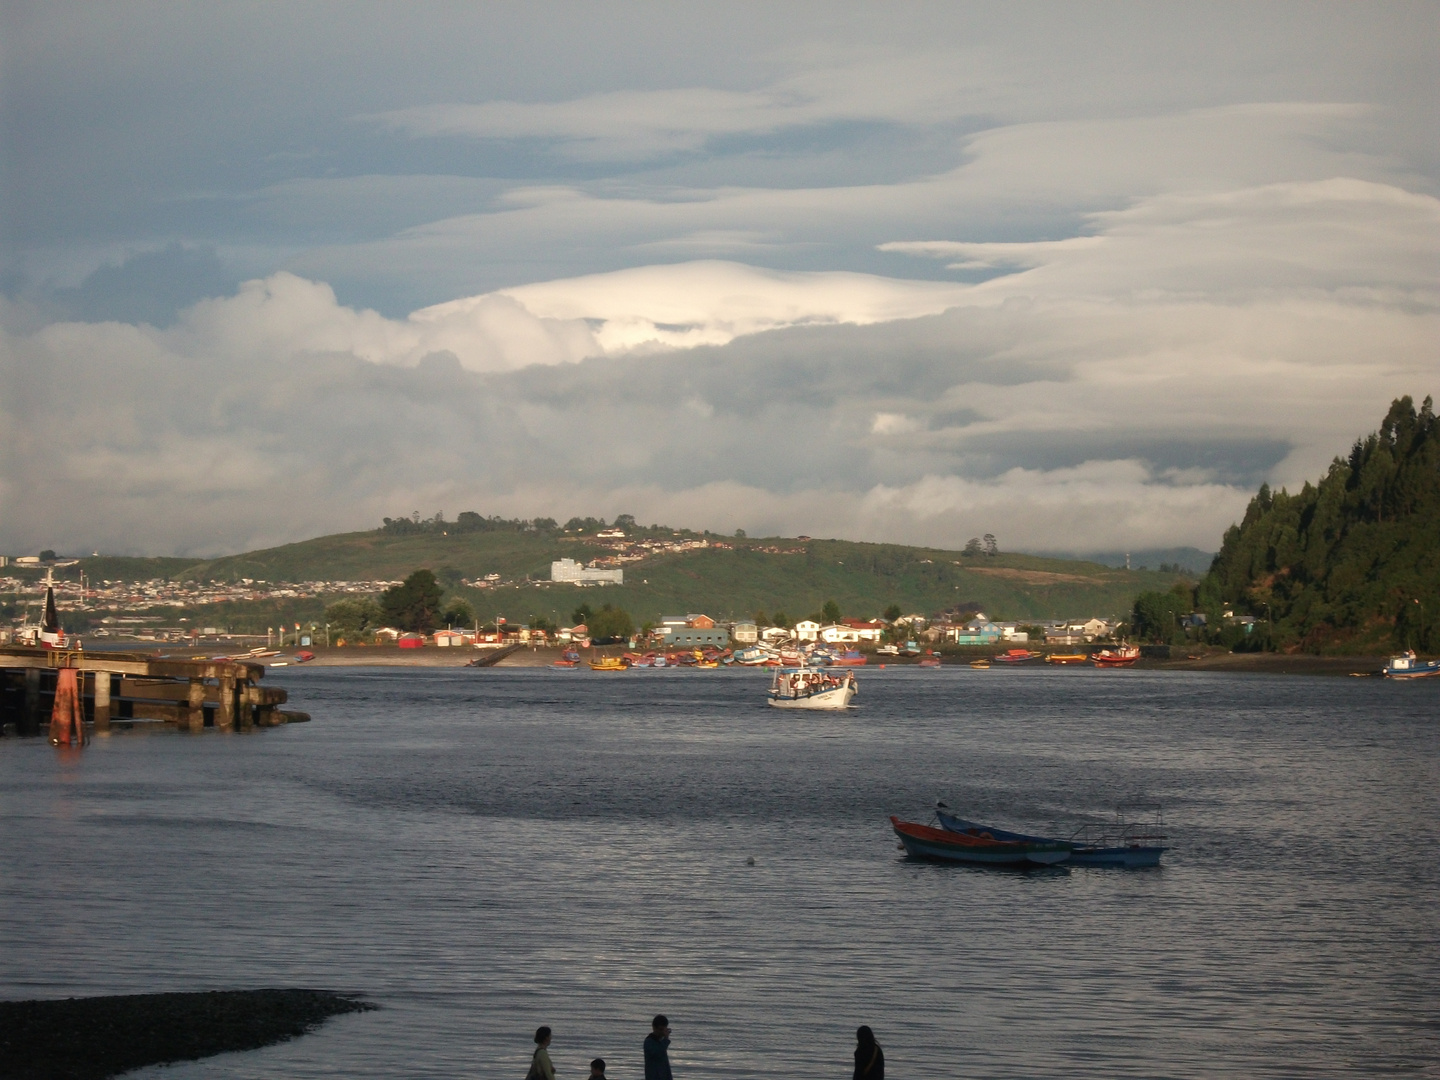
left=1091, top=644, right=1141, bottom=667
left=891, top=817, right=1072, bottom=866
left=992, top=649, right=1040, bottom=664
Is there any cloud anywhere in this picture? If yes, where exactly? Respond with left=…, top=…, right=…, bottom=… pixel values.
left=3, top=160, right=1436, bottom=559
left=290, top=103, right=1404, bottom=302
left=361, top=54, right=1001, bottom=161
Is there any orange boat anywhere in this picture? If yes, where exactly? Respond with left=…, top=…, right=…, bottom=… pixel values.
left=1046, top=653, right=1090, bottom=665
left=1091, top=645, right=1141, bottom=668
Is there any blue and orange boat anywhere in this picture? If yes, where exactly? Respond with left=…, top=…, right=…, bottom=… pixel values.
left=934, top=806, right=1168, bottom=868
left=890, top=816, right=1072, bottom=865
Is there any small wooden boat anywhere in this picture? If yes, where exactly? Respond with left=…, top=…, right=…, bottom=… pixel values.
left=589, top=655, right=628, bottom=671
left=1046, top=652, right=1089, bottom=664
left=992, top=649, right=1041, bottom=664
left=1091, top=644, right=1140, bottom=668
left=1384, top=650, right=1440, bottom=678
left=891, top=817, right=1071, bottom=866
left=831, top=650, right=868, bottom=666
left=969, top=658, right=990, bottom=669
left=935, top=808, right=1167, bottom=868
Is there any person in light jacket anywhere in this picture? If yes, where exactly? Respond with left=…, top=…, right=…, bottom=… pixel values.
left=529, top=1026, right=556, bottom=1080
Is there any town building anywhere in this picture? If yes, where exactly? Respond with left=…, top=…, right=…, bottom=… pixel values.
left=730, top=620, right=758, bottom=644
left=794, top=619, right=822, bottom=642
left=550, top=558, right=623, bottom=585
left=840, top=618, right=885, bottom=642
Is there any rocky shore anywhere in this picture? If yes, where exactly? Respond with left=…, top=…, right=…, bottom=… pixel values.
left=0, top=989, right=374, bottom=1080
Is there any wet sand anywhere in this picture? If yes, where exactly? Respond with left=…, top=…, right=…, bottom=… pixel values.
left=0, top=989, right=374, bottom=1080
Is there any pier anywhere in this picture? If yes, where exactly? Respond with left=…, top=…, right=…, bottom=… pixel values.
left=0, top=646, right=304, bottom=736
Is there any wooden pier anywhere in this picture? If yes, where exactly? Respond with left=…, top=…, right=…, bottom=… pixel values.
left=0, top=646, right=306, bottom=736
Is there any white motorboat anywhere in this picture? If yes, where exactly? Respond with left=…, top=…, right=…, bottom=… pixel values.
left=767, top=665, right=857, bottom=710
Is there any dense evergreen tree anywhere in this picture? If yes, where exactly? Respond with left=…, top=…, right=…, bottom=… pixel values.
left=1198, top=396, right=1439, bottom=652
left=381, top=569, right=444, bottom=633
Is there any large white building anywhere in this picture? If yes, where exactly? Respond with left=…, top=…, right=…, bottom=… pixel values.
left=550, top=558, right=624, bottom=585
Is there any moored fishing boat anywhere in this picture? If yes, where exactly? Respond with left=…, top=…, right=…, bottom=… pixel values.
left=1046, top=652, right=1089, bottom=664
left=935, top=806, right=1168, bottom=868
left=831, top=650, right=868, bottom=666
left=891, top=817, right=1071, bottom=865
left=14, top=569, right=73, bottom=649
left=992, top=649, right=1040, bottom=664
left=969, top=658, right=991, bottom=669
left=589, top=655, right=628, bottom=671
left=767, top=665, right=857, bottom=709
left=1091, top=644, right=1141, bottom=667
left=1383, top=650, right=1440, bottom=678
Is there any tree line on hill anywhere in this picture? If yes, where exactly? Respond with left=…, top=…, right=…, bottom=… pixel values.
left=378, top=510, right=710, bottom=539
left=1129, top=396, right=1438, bottom=653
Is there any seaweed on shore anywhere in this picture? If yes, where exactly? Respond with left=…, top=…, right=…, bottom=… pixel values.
left=0, top=988, right=375, bottom=1080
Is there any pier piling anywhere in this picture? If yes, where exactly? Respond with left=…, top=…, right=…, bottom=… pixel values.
left=0, top=647, right=296, bottom=736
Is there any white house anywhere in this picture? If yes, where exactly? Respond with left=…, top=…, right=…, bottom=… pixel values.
left=550, top=558, right=623, bottom=585
left=819, top=624, right=862, bottom=644
left=731, top=620, right=759, bottom=644
left=841, top=619, right=886, bottom=642
left=794, top=619, right=822, bottom=642
left=760, top=626, right=792, bottom=644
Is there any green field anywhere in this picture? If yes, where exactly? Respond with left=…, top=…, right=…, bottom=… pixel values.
left=78, top=527, right=1191, bottom=625
left=463, top=542, right=1187, bottom=626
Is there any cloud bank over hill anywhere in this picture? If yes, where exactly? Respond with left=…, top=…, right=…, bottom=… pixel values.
left=1, top=5, right=1436, bottom=557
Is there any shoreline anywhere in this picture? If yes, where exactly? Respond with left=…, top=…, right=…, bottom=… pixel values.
left=142, top=644, right=1401, bottom=677
left=0, top=989, right=374, bottom=1080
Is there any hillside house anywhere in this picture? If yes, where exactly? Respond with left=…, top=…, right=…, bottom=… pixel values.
left=794, top=619, right=822, bottom=642
left=841, top=618, right=885, bottom=642
left=731, top=620, right=758, bottom=644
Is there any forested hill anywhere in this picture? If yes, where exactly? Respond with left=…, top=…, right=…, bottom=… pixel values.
left=1199, top=395, right=1439, bottom=652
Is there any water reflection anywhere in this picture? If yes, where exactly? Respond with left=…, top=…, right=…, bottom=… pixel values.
left=1, top=667, right=1436, bottom=1078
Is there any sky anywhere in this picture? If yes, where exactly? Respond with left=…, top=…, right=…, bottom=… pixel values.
left=1, top=2, right=1437, bottom=558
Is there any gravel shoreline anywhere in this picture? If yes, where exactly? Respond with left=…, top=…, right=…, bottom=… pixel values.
left=0, top=989, right=375, bottom=1080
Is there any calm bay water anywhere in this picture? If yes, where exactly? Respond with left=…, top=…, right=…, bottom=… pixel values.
left=2, top=666, right=1436, bottom=1078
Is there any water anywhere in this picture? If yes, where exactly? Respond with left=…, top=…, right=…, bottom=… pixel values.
left=2, top=666, right=1437, bottom=1078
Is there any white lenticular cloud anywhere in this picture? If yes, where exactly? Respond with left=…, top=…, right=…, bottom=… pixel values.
left=491, top=261, right=976, bottom=353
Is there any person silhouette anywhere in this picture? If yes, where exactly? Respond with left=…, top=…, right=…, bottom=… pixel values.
left=644, top=1015, right=672, bottom=1080
left=854, top=1026, right=884, bottom=1080
left=528, top=1026, right=556, bottom=1080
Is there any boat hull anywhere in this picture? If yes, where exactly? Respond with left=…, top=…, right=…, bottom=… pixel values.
left=891, top=817, right=1071, bottom=865
left=768, top=683, right=856, bottom=710
left=1067, top=846, right=1166, bottom=868
left=936, top=810, right=1167, bottom=868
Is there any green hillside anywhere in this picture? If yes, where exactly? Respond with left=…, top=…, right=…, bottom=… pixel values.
left=152, top=521, right=1189, bottom=625
left=463, top=544, right=1186, bottom=627
left=1196, top=395, right=1439, bottom=653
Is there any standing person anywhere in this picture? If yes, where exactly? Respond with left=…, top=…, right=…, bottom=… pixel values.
left=854, top=1026, right=884, bottom=1080
left=643, top=1015, right=673, bottom=1080
left=528, top=1026, right=556, bottom=1080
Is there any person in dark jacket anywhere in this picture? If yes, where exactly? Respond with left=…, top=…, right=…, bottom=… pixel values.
left=854, top=1026, right=884, bottom=1080
left=643, top=1015, right=673, bottom=1080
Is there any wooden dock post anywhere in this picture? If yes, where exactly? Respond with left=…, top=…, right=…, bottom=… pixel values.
left=22, top=668, right=42, bottom=737
left=93, top=671, right=112, bottom=733
left=216, top=674, right=235, bottom=732
left=186, top=678, right=206, bottom=732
